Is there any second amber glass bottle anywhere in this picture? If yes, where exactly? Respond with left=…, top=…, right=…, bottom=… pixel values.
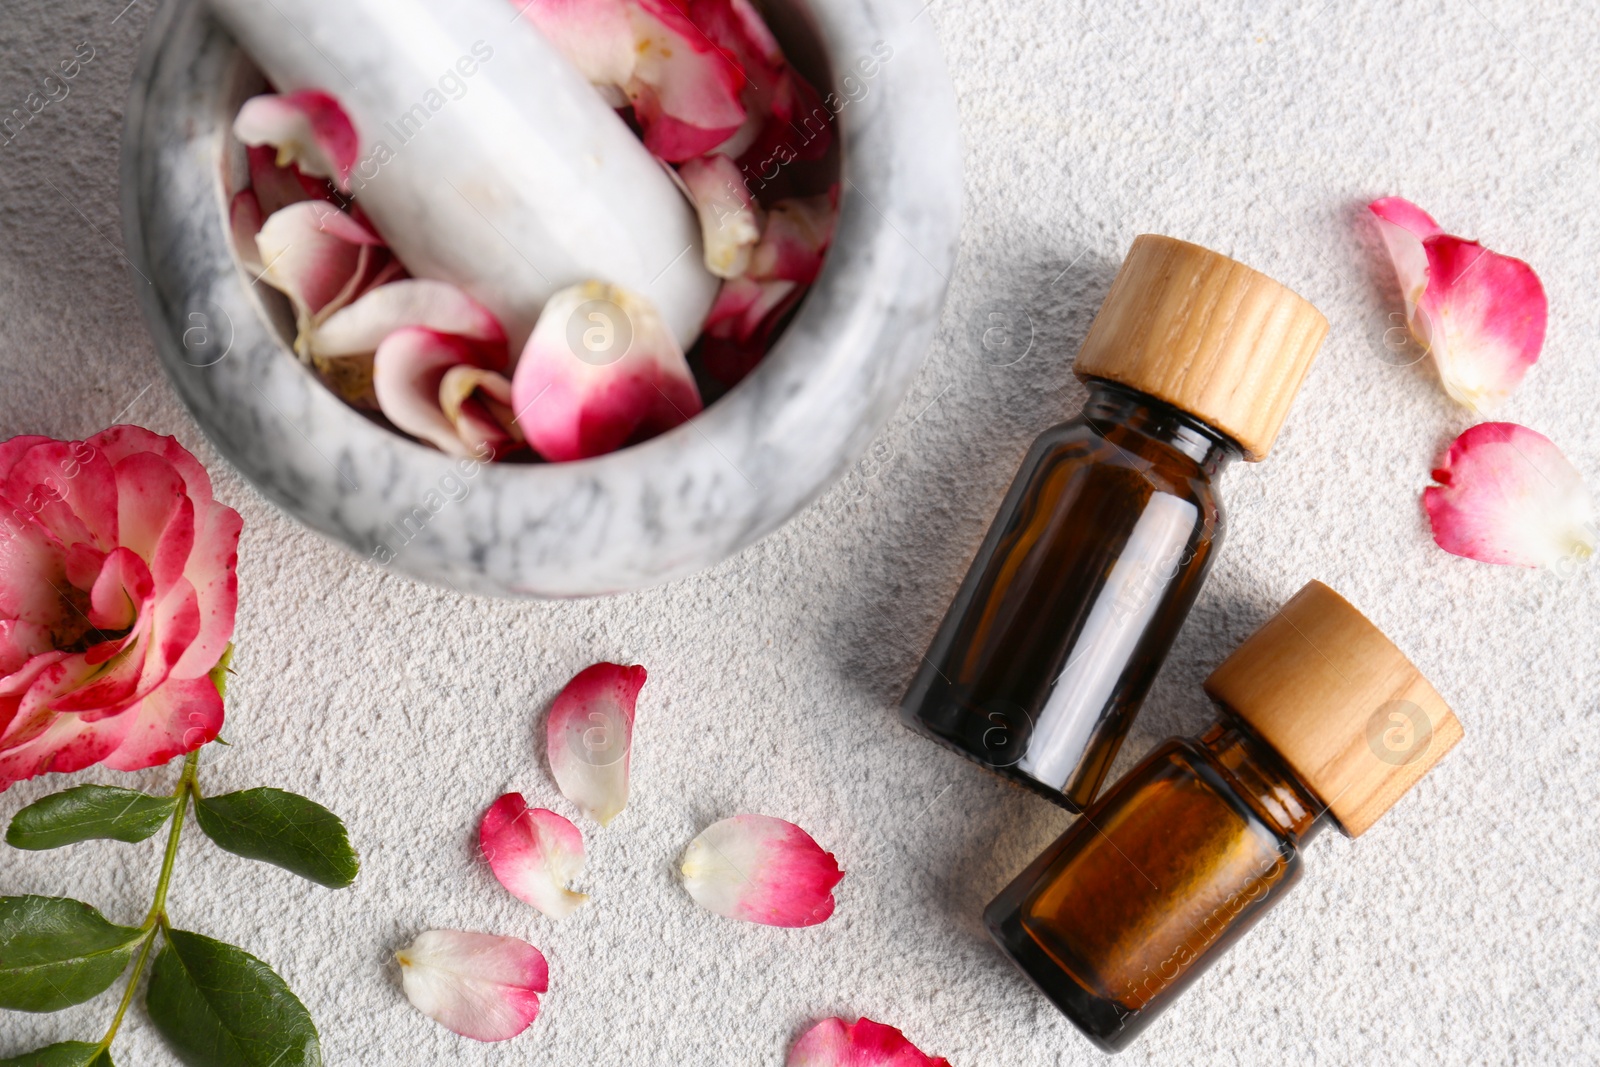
left=984, top=580, right=1463, bottom=1050
left=901, top=235, right=1328, bottom=809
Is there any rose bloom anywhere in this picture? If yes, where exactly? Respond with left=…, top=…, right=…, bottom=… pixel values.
left=0, top=426, right=241, bottom=789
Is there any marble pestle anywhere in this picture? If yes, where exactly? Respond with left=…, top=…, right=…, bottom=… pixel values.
left=205, top=0, right=720, bottom=353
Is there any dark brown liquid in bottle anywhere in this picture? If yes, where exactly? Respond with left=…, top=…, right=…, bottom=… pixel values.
left=901, top=381, right=1237, bottom=810
left=985, top=718, right=1324, bottom=1050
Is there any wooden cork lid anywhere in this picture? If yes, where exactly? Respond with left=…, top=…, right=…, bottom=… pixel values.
left=1073, top=235, right=1329, bottom=461
left=1203, top=581, right=1462, bottom=837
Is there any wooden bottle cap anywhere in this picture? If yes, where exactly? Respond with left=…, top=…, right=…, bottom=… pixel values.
left=1073, top=235, right=1329, bottom=461
left=1202, top=580, right=1462, bottom=837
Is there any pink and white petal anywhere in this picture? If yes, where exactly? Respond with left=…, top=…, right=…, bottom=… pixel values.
left=1414, top=235, right=1547, bottom=411
left=627, top=0, right=748, bottom=161
left=67, top=576, right=197, bottom=721
left=788, top=1018, right=952, bottom=1067
left=0, top=620, right=54, bottom=676
left=396, top=929, right=547, bottom=1043
left=0, top=435, right=53, bottom=481
left=3, top=436, right=121, bottom=552
left=100, top=672, right=224, bottom=771
left=512, top=0, right=636, bottom=92
left=234, top=90, right=360, bottom=193
left=88, top=425, right=190, bottom=477
left=372, top=328, right=485, bottom=457
left=77, top=426, right=242, bottom=683
left=733, top=65, right=831, bottom=165
left=0, top=703, right=134, bottom=787
left=312, top=280, right=508, bottom=367
left=511, top=281, right=702, bottom=462
left=546, top=662, right=646, bottom=826
left=439, top=366, right=523, bottom=459
left=86, top=546, right=153, bottom=634
left=255, top=200, right=386, bottom=336
left=0, top=509, right=72, bottom=631
left=748, top=189, right=838, bottom=284
left=705, top=276, right=799, bottom=344
left=165, top=497, right=242, bottom=681
left=702, top=276, right=800, bottom=386
left=245, top=144, right=332, bottom=218
left=0, top=654, right=79, bottom=750
left=230, top=190, right=266, bottom=274
left=110, top=452, right=194, bottom=591
left=1424, top=422, right=1595, bottom=568
left=1369, top=197, right=1442, bottom=322
left=680, top=154, right=762, bottom=278
left=695, top=0, right=831, bottom=163
left=680, top=814, right=843, bottom=927
left=479, top=794, right=589, bottom=918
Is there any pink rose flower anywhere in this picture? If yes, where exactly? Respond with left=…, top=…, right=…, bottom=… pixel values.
left=0, top=426, right=242, bottom=789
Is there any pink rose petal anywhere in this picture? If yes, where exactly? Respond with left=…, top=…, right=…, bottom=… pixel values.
left=395, top=929, right=548, bottom=1042
left=701, top=186, right=837, bottom=385
left=680, top=154, right=763, bottom=279
left=1414, top=236, right=1547, bottom=411
left=680, top=814, right=843, bottom=927
left=245, top=143, right=332, bottom=217
left=439, top=365, right=523, bottom=460
left=1369, top=197, right=1547, bottom=411
left=628, top=0, right=749, bottom=161
left=312, top=279, right=508, bottom=364
left=229, top=190, right=266, bottom=273
left=479, top=793, right=589, bottom=919
left=667, top=0, right=831, bottom=164
left=512, top=0, right=637, bottom=100
left=1369, top=196, right=1442, bottom=321
left=255, top=200, right=389, bottom=352
left=788, top=1018, right=952, bottom=1067
left=511, top=281, right=702, bottom=461
left=546, top=662, right=647, bottom=826
left=372, top=327, right=519, bottom=459
left=234, top=90, right=361, bottom=193
left=1424, top=422, right=1595, bottom=568
left=519, top=0, right=749, bottom=161
left=701, top=276, right=798, bottom=385
left=748, top=190, right=838, bottom=285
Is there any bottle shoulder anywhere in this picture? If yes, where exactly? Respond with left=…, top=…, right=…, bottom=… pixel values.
left=1024, top=416, right=1225, bottom=511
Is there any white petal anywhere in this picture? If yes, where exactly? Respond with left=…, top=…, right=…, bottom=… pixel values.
left=679, top=155, right=762, bottom=279
left=396, top=929, right=547, bottom=1042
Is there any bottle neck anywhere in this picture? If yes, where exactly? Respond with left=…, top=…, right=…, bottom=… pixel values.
left=1081, top=380, right=1242, bottom=474
left=1199, top=716, right=1325, bottom=847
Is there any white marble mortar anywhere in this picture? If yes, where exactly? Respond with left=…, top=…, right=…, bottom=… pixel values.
left=120, top=0, right=962, bottom=597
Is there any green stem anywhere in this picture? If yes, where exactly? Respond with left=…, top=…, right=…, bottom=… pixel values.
left=95, top=750, right=201, bottom=1053
left=95, top=928, right=155, bottom=1054
left=146, top=751, right=199, bottom=925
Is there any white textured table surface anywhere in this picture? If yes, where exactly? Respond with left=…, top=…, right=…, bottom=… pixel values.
left=3, top=0, right=1598, bottom=1064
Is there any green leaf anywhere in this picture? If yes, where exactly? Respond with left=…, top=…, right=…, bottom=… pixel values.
left=6, top=785, right=177, bottom=850
left=0, top=1041, right=113, bottom=1066
left=0, top=897, right=144, bottom=1012
left=145, top=929, right=319, bottom=1067
left=193, top=789, right=358, bottom=889
left=208, top=643, right=235, bottom=700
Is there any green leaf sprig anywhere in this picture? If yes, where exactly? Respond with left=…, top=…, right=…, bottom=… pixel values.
left=0, top=648, right=358, bottom=1066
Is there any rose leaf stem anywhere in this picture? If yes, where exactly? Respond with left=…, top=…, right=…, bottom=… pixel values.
left=94, top=749, right=202, bottom=1054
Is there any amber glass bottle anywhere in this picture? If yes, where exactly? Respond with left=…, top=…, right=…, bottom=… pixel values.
left=984, top=581, right=1463, bottom=1051
left=902, top=235, right=1328, bottom=810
